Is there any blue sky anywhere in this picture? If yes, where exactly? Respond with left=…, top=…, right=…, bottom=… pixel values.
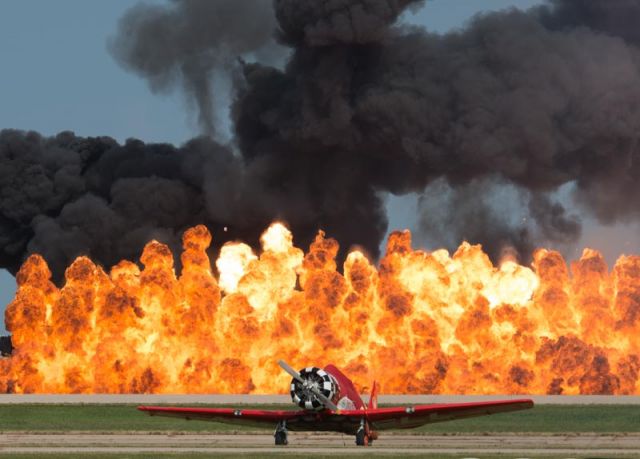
left=2, top=0, right=636, bottom=333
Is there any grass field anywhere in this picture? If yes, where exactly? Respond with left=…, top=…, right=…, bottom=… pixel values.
left=0, top=404, right=638, bottom=432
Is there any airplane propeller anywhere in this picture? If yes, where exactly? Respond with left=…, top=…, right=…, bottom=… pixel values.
left=278, top=359, right=305, bottom=384
left=278, top=360, right=339, bottom=411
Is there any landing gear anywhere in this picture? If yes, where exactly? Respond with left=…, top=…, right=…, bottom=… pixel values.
left=275, top=430, right=288, bottom=445
left=274, top=420, right=288, bottom=445
left=355, top=427, right=369, bottom=446
left=355, top=418, right=372, bottom=446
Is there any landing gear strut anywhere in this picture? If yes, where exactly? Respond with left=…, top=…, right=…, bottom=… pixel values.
left=274, top=420, right=288, bottom=445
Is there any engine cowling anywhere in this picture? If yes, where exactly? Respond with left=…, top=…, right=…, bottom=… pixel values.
left=290, top=367, right=339, bottom=410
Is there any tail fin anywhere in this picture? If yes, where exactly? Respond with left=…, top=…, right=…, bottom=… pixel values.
left=368, top=381, right=379, bottom=410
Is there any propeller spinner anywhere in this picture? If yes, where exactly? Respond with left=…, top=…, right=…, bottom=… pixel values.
left=278, top=360, right=339, bottom=411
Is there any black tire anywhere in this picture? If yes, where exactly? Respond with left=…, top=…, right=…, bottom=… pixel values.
left=355, top=429, right=367, bottom=446
left=275, top=431, right=288, bottom=445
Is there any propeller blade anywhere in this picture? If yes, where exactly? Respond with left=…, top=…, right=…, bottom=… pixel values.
left=310, top=387, right=339, bottom=411
left=278, top=359, right=305, bottom=384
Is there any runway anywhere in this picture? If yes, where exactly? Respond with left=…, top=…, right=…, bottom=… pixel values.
left=1, top=433, right=639, bottom=455
left=2, top=393, right=640, bottom=404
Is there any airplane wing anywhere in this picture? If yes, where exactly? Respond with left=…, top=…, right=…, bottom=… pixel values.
left=139, top=399, right=532, bottom=432
left=138, top=406, right=308, bottom=429
left=349, top=399, right=534, bottom=431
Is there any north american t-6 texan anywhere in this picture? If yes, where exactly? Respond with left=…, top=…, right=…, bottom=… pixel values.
left=138, top=360, right=534, bottom=446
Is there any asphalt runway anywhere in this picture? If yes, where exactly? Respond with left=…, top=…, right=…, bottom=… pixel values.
left=1, top=433, right=639, bottom=455
left=2, top=394, right=640, bottom=404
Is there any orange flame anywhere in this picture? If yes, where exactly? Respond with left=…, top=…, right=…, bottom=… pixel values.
left=2, top=223, right=639, bottom=394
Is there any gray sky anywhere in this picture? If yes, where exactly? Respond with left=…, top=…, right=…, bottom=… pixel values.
left=1, top=0, right=637, bottom=333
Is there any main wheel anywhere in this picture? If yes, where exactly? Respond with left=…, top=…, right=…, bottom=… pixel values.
left=274, top=430, right=288, bottom=445
left=355, top=429, right=369, bottom=446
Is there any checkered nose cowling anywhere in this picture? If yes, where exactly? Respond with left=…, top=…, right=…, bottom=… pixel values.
left=290, top=367, right=338, bottom=410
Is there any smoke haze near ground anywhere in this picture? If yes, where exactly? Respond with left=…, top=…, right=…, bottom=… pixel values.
left=2, top=0, right=640, bottom=282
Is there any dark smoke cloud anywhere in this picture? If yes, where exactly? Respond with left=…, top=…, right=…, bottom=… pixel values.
left=232, top=0, right=640, bottom=260
left=0, top=130, right=207, bottom=279
left=0, top=128, right=385, bottom=282
left=4, top=0, right=640, bottom=282
left=410, top=1, right=640, bottom=257
left=108, top=0, right=282, bottom=137
left=274, top=0, right=423, bottom=46
left=540, top=0, right=640, bottom=44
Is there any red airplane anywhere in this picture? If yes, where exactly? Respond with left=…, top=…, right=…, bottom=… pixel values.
left=138, top=360, right=533, bottom=446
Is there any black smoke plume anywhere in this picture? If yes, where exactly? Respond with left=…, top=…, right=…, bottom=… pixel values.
left=3, top=0, right=640, bottom=282
left=233, top=0, right=640, bottom=260
left=108, top=0, right=282, bottom=137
